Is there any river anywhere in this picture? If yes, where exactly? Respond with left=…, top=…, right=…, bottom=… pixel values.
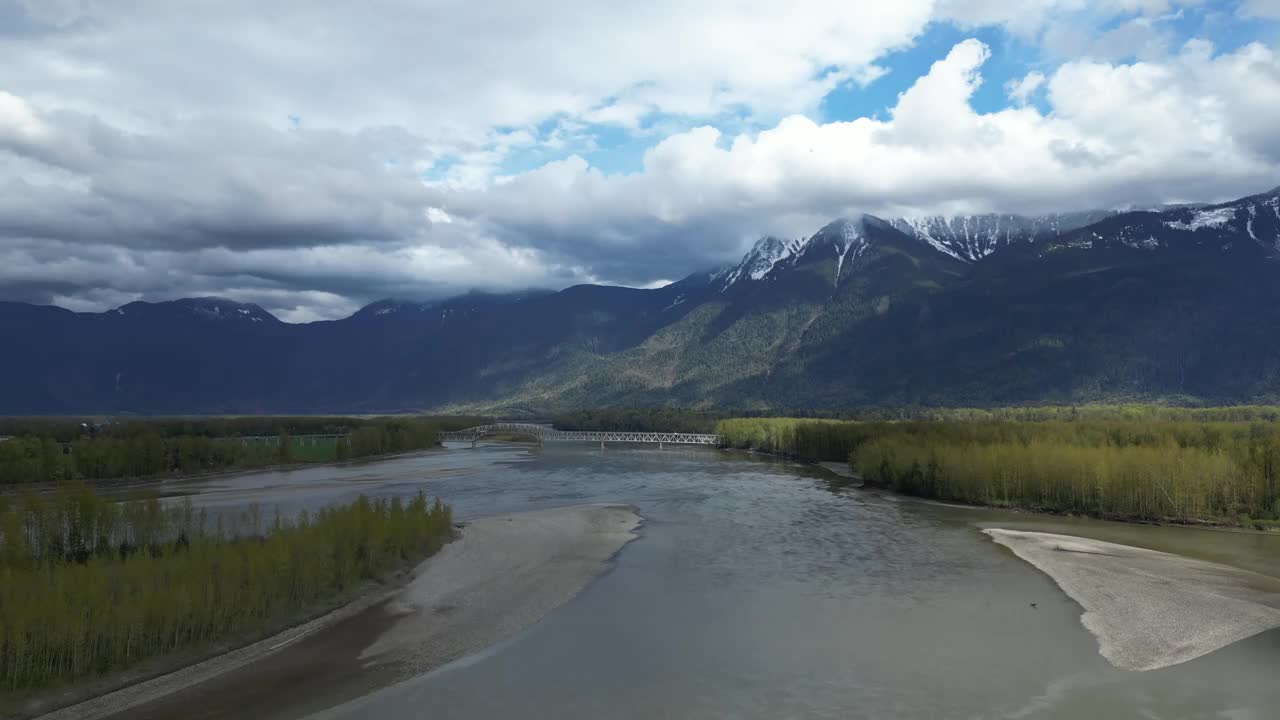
left=134, top=443, right=1280, bottom=719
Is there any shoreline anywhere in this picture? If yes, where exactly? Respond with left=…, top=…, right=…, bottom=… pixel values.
left=815, top=461, right=862, bottom=484
left=26, top=504, right=640, bottom=720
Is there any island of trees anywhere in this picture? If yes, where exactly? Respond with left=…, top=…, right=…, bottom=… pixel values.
left=716, top=406, right=1280, bottom=528
left=0, top=483, right=453, bottom=700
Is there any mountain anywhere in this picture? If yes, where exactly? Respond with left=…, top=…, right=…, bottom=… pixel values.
left=1048, top=188, right=1280, bottom=257
left=889, top=210, right=1117, bottom=261
left=2, top=186, right=1279, bottom=414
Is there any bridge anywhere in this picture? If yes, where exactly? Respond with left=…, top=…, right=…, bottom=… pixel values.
left=438, top=423, right=722, bottom=449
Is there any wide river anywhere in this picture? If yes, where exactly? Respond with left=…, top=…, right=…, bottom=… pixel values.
left=144, top=443, right=1279, bottom=719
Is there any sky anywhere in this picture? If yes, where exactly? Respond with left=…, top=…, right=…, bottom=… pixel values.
left=2, top=1, right=1280, bottom=321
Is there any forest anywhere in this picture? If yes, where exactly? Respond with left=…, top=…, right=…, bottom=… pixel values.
left=551, top=408, right=722, bottom=434
left=0, top=483, right=453, bottom=696
left=0, top=416, right=487, bottom=485
left=716, top=414, right=1280, bottom=527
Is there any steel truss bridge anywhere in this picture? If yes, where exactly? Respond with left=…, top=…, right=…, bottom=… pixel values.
left=438, top=423, right=722, bottom=448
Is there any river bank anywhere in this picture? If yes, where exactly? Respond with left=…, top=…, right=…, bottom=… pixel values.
left=0, top=446, right=452, bottom=499
left=815, top=461, right=861, bottom=484
left=734, top=448, right=1279, bottom=534
left=31, top=504, right=640, bottom=720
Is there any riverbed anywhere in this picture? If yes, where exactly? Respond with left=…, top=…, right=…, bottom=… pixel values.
left=107, top=443, right=1280, bottom=719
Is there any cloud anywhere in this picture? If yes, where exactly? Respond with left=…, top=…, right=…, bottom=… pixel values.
left=0, top=1, right=936, bottom=139
left=1005, top=71, right=1047, bottom=105
left=939, top=0, right=1193, bottom=38
left=1240, top=0, right=1280, bottom=19
left=2, top=2, right=1279, bottom=320
left=445, top=38, right=1280, bottom=268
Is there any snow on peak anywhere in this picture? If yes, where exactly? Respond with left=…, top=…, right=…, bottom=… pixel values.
left=890, top=211, right=1116, bottom=262
left=809, top=218, right=871, bottom=286
left=745, top=237, right=793, bottom=280
left=1163, top=206, right=1236, bottom=231
left=718, top=235, right=809, bottom=289
left=357, top=299, right=435, bottom=318
left=893, top=216, right=971, bottom=261
left=716, top=217, right=880, bottom=290
left=170, top=297, right=275, bottom=323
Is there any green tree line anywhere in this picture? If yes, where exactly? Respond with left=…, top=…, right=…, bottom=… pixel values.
left=717, top=416, right=1280, bottom=526
left=549, top=405, right=1280, bottom=433
left=551, top=408, right=723, bottom=434
left=0, top=416, right=487, bottom=485
left=0, top=484, right=453, bottom=695
left=0, top=416, right=430, bottom=443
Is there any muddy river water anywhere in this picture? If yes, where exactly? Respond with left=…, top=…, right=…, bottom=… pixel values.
left=134, top=443, right=1280, bottom=719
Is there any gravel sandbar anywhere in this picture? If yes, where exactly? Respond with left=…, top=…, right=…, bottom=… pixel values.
left=985, top=528, right=1280, bottom=671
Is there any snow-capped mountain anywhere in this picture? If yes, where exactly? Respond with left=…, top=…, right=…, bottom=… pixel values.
left=713, top=236, right=809, bottom=288
left=715, top=216, right=895, bottom=290
left=716, top=210, right=1122, bottom=292
left=352, top=299, right=434, bottom=318
left=889, top=210, right=1116, bottom=262
left=714, top=189, right=1280, bottom=291
left=1044, top=187, right=1280, bottom=256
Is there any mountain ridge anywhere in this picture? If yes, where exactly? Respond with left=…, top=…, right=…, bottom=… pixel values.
left=3, top=185, right=1279, bottom=414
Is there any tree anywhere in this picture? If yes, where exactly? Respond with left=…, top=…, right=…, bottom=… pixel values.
left=277, top=428, right=293, bottom=463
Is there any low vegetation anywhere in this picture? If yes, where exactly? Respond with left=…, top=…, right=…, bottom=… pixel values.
left=0, top=416, right=488, bottom=485
left=717, top=412, right=1280, bottom=527
left=0, top=483, right=453, bottom=695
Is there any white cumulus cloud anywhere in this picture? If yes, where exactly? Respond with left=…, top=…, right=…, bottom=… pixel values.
left=443, top=38, right=1280, bottom=273
left=1006, top=71, right=1047, bottom=105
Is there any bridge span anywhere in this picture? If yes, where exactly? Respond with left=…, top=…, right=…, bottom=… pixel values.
left=438, top=423, right=722, bottom=449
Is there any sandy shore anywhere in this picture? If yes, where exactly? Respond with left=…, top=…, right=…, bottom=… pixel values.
left=33, top=504, right=640, bottom=720
left=359, top=503, right=641, bottom=674
left=985, top=529, right=1280, bottom=671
